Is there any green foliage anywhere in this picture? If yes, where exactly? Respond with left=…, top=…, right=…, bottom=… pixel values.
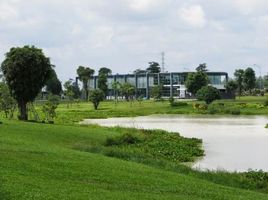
left=234, top=69, right=245, bottom=96
left=264, top=98, right=268, bottom=107
left=225, top=80, right=238, bottom=93
left=76, top=66, right=94, bottom=100
left=244, top=67, right=256, bottom=93
left=63, top=80, right=81, bottom=101
left=89, top=89, right=105, bottom=110
left=185, top=71, right=209, bottom=95
left=1, top=122, right=267, bottom=199
left=196, top=86, right=221, bottom=104
left=120, top=82, right=135, bottom=101
left=0, top=82, right=16, bottom=119
left=45, top=69, right=62, bottom=95
left=146, top=62, right=161, bottom=73
left=98, top=67, right=112, bottom=96
left=112, top=81, right=121, bottom=102
left=42, top=95, right=60, bottom=122
left=151, top=85, right=163, bottom=100
left=169, top=97, right=188, bottom=107
left=196, top=63, right=208, bottom=72
left=105, top=129, right=204, bottom=163
left=1, top=45, right=52, bottom=120
left=98, top=67, right=112, bottom=75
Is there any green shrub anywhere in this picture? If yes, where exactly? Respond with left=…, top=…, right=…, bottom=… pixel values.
left=171, top=102, right=188, bottom=107
left=225, top=107, right=241, bottom=115
left=264, top=99, right=268, bottom=107
left=104, top=129, right=204, bottom=163
left=105, top=133, right=141, bottom=146
left=208, top=104, right=220, bottom=114
left=196, top=86, right=221, bottom=104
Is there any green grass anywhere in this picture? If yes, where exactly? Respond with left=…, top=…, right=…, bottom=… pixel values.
left=1, top=120, right=268, bottom=199
left=39, top=95, right=268, bottom=124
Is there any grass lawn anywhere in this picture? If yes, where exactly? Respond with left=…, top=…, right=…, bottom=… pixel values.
left=1, top=120, right=268, bottom=199
left=40, top=95, right=268, bottom=124
left=0, top=95, right=268, bottom=199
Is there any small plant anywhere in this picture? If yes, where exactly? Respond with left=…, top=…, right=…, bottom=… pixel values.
left=0, top=82, right=16, bottom=119
left=42, top=95, right=60, bottom=123
left=89, top=89, right=105, bottom=110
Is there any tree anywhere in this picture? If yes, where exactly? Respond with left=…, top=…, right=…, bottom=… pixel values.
left=1, top=46, right=52, bottom=120
left=185, top=71, right=209, bottom=95
left=89, top=89, right=104, bottom=110
left=0, top=82, right=16, bottom=119
left=264, top=75, right=268, bottom=89
left=98, top=67, right=112, bottom=75
left=98, top=67, right=112, bottom=96
left=112, top=81, right=121, bottom=103
left=196, top=86, right=221, bottom=104
left=147, top=62, right=160, bottom=73
left=225, top=80, right=238, bottom=94
left=234, top=69, right=244, bottom=97
left=46, top=69, right=62, bottom=95
left=63, top=80, right=81, bottom=101
left=243, top=67, right=256, bottom=93
left=76, top=66, right=94, bottom=100
left=120, top=82, right=135, bottom=101
left=196, top=63, right=208, bottom=72
left=151, top=85, right=163, bottom=100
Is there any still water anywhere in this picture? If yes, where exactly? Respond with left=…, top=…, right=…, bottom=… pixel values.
left=82, top=115, right=268, bottom=172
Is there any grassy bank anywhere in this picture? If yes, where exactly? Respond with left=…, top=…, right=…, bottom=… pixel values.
left=0, top=120, right=268, bottom=199
left=41, top=95, right=268, bottom=124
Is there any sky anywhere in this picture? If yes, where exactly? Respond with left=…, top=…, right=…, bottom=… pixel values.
left=0, top=0, right=268, bottom=81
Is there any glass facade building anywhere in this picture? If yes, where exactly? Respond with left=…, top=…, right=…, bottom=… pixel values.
left=88, top=72, right=228, bottom=99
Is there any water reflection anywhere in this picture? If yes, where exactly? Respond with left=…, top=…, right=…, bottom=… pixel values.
left=82, top=115, right=268, bottom=172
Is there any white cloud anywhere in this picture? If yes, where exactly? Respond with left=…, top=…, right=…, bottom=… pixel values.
left=179, top=5, right=207, bottom=28
left=128, top=0, right=164, bottom=12
left=233, top=0, right=268, bottom=15
left=0, top=2, right=18, bottom=21
left=0, top=0, right=267, bottom=81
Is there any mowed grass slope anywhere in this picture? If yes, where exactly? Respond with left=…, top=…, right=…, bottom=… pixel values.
left=0, top=120, right=268, bottom=199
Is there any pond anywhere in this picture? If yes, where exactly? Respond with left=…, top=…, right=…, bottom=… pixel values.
left=81, top=115, right=268, bottom=172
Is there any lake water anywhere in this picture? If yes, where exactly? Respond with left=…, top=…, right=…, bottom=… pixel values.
left=81, top=115, right=268, bottom=172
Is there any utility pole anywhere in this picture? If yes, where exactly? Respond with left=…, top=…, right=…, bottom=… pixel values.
left=161, top=52, right=165, bottom=73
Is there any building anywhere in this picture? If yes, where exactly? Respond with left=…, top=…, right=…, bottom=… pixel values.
left=88, top=72, right=228, bottom=99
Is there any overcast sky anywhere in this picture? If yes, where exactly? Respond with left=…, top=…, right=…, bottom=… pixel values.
left=0, top=0, right=268, bottom=81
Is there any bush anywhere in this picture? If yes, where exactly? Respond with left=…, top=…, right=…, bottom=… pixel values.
left=89, top=89, right=105, bottom=110
left=42, top=95, right=60, bottom=122
left=264, top=99, right=268, bottom=107
left=208, top=104, right=222, bottom=114
left=169, top=98, right=188, bottom=107
left=105, top=133, right=141, bottom=146
left=104, top=129, right=204, bottom=163
left=225, top=107, right=241, bottom=115
left=196, top=86, right=221, bottom=104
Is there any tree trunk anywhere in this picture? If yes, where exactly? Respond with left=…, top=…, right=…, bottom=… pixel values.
left=94, top=102, right=98, bottom=110
left=18, top=101, right=28, bottom=121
